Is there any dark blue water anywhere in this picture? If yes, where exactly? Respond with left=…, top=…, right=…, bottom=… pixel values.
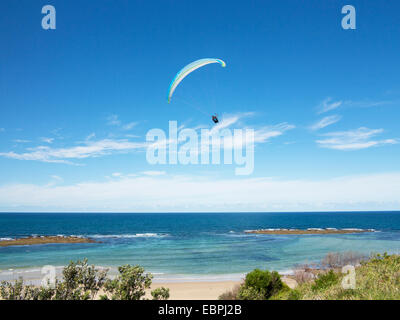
left=1, top=212, right=400, bottom=279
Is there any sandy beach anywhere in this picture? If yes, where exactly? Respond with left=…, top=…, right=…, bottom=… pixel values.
left=148, top=277, right=297, bottom=300
left=149, top=281, right=240, bottom=300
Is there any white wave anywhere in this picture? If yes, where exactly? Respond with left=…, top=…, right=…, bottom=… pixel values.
left=0, top=237, right=13, bottom=241
left=245, top=227, right=377, bottom=233
left=89, top=233, right=168, bottom=239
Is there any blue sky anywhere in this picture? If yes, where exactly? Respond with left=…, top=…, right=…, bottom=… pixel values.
left=0, top=0, right=399, bottom=212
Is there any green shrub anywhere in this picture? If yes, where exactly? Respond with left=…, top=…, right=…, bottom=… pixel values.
left=54, top=258, right=108, bottom=300
left=0, top=278, right=57, bottom=300
left=103, top=265, right=169, bottom=300
left=0, top=260, right=169, bottom=301
left=237, top=285, right=265, bottom=300
left=151, top=287, right=170, bottom=300
left=287, top=289, right=302, bottom=300
left=311, top=270, right=339, bottom=291
left=239, top=269, right=285, bottom=300
left=0, top=279, right=26, bottom=300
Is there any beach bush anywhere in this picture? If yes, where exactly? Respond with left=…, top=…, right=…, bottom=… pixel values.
left=102, top=265, right=170, bottom=300
left=54, top=258, right=108, bottom=300
left=311, top=270, right=339, bottom=291
left=0, top=279, right=56, bottom=300
left=0, top=279, right=26, bottom=300
left=0, top=260, right=169, bottom=300
left=151, top=287, right=170, bottom=300
left=238, top=269, right=285, bottom=300
left=237, top=285, right=265, bottom=300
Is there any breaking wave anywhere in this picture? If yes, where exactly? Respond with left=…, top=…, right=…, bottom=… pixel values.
left=89, top=233, right=169, bottom=239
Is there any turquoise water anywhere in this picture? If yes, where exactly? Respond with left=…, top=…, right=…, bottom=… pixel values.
left=1, top=212, right=400, bottom=278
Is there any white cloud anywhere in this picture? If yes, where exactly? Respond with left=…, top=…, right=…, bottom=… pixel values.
left=107, top=115, right=121, bottom=126
left=0, top=113, right=294, bottom=164
left=344, top=100, right=394, bottom=108
left=141, top=171, right=166, bottom=176
left=253, top=123, right=295, bottom=143
left=41, top=137, right=54, bottom=144
left=316, top=127, right=398, bottom=150
left=45, top=175, right=64, bottom=187
left=107, top=115, right=137, bottom=131
left=86, top=133, right=96, bottom=140
left=0, top=139, right=149, bottom=164
left=13, top=139, right=31, bottom=143
left=317, top=98, right=343, bottom=114
left=310, top=115, right=342, bottom=131
left=0, top=173, right=399, bottom=212
left=122, top=122, right=138, bottom=131
left=206, top=114, right=294, bottom=147
left=111, top=172, right=122, bottom=177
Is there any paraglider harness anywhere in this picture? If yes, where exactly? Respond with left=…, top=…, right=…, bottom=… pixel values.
left=212, top=114, right=219, bottom=124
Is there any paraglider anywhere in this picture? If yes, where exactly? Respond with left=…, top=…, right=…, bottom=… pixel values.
left=167, top=58, right=226, bottom=124
left=212, top=114, right=219, bottom=124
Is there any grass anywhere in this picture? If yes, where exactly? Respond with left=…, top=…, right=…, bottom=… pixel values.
left=276, top=253, right=400, bottom=300
left=219, top=252, right=400, bottom=300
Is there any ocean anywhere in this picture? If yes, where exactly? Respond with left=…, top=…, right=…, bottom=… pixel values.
left=1, top=212, right=400, bottom=282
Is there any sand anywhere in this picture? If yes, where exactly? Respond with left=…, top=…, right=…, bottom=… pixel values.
left=148, top=281, right=240, bottom=300
left=148, top=277, right=297, bottom=300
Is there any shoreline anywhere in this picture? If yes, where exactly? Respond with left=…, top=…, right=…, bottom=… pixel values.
left=0, top=265, right=295, bottom=285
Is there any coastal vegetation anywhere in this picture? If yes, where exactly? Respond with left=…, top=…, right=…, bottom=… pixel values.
left=0, top=259, right=169, bottom=300
left=219, top=252, right=400, bottom=300
left=237, top=269, right=289, bottom=300
left=2, top=252, right=399, bottom=300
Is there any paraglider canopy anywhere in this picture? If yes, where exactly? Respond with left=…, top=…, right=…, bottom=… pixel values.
left=167, top=58, right=226, bottom=103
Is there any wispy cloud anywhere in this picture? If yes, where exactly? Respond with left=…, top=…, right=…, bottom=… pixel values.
left=41, top=137, right=54, bottom=144
left=45, top=175, right=64, bottom=187
left=122, top=122, right=138, bottom=131
left=253, top=123, right=295, bottom=143
left=13, top=139, right=31, bottom=143
left=107, top=115, right=137, bottom=131
left=317, top=98, right=343, bottom=114
left=0, top=139, right=148, bottom=164
left=141, top=171, right=166, bottom=176
left=0, top=113, right=294, bottom=164
left=107, top=115, right=121, bottom=126
left=86, top=133, right=96, bottom=140
left=111, top=172, right=123, bottom=177
left=317, top=97, right=395, bottom=114
left=310, top=115, right=342, bottom=131
left=344, top=100, right=395, bottom=108
left=183, top=114, right=294, bottom=150
left=316, top=127, right=398, bottom=150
